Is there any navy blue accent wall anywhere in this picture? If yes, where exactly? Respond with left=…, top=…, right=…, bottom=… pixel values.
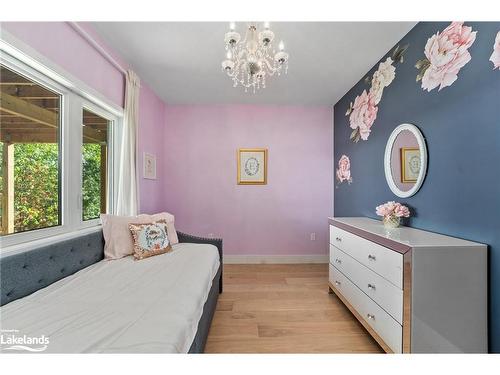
left=334, top=22, right=500, bottom=352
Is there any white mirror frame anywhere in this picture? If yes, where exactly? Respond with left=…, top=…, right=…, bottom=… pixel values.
left=384, top=123, right=427, bottom=198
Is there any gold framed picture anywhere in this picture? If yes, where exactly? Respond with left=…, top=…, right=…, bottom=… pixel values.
left=400, top=147, right=420, bottom=183
left=237, top=148, right=267, bottom=185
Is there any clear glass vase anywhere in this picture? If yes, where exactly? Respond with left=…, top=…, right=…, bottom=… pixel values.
left=383, top=215, right=401, bottom=229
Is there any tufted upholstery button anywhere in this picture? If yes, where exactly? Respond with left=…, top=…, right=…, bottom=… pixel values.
left=2, top=230, right=104, bottom=304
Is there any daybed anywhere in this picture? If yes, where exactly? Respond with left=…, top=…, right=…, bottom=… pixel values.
left=0, top=230, right=222, bottom=353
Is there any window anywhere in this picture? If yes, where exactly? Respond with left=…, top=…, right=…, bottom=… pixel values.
left=0, top=47, right=122, bottom=248
left=0, top=66, right=62, bottom=235
left=82, top=109, right=110, bottom=221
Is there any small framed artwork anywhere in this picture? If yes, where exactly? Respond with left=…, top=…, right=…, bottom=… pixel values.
left=237, top=148, right=267, bottom=185
left=143, top=152, right=157, bottom=180
left=400, top=147, right=420, bottom=183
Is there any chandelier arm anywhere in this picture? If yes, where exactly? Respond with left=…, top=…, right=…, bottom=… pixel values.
left=237, top=49, right=248, bottom=60
left=261, top=59, right=276, bottom=72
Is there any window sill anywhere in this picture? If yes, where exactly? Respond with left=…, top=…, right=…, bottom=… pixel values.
left=0, top=225, right=102, bottom=258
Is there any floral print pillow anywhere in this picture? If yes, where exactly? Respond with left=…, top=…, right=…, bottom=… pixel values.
left=129, top=220, right=172, bottom=260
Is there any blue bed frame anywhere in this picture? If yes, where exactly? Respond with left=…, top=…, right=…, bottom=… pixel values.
left=0, top=229, right=223, bottom=353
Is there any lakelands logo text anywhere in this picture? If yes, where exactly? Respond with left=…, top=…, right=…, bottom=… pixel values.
left=0, top=329, right=49, bottom=352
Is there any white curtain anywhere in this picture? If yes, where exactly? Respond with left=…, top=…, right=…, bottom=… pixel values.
left=116, top=70, right=140, bottom=216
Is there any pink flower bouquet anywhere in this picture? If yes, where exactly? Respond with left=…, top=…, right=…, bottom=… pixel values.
left=376, top=201, right=410, bottom=228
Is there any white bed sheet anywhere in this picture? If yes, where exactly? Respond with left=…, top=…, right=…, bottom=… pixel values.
left=0, top=243, right=219, bottom=353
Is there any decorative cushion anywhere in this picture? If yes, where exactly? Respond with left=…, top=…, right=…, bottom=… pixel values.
left=129, top=220, right=172, bottom=260
left=138, top=212, right=179, bottom=245
left=101, top=214, right=151, bottom=259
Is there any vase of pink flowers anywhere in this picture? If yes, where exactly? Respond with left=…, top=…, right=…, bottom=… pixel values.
left=376, top=201, right=410, bottom=229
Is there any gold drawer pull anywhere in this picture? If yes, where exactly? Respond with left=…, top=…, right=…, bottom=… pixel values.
left=334, top=258, right=342, bottom=264
left=368, top=254, right=376, bottom=261
left=334, top=280, right=341, bottom=286
left=367, top=283, right=376, bottom=290
left=366, top=313, right=375, bottom=320
left=335, top=237, right=342, bottom=242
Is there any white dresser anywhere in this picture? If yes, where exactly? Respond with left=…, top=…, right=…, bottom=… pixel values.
left=328, top=217, right=488, bottom=353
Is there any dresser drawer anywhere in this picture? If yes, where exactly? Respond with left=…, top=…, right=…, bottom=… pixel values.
left=329, top=264, right=402, bottom=353
left=331, top=245, right=403, bottom=324
left=330, top=225, right=403, bottom=288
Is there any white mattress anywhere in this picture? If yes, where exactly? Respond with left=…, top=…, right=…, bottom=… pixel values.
left=0, top=243, right=220, bottom=353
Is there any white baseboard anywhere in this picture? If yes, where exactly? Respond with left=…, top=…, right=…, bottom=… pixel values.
left=223, top=255, right=329, bottom=264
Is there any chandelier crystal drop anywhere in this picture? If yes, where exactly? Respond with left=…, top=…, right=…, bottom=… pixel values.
left=221, top=22, right=289, bottom=93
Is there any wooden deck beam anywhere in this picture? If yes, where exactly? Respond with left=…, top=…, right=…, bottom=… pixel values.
left=1, top=93, right=106, bottom=143
left=0, top=132, right=105, bottom=144
left=0, top=92, right=58, bottom=128
left=0, top=84, right=59, bottom=99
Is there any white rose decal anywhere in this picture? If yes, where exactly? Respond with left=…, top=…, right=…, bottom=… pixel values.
left=490, top=31, right=500, bottom=70
left=346, top=45, right=408, bottom=142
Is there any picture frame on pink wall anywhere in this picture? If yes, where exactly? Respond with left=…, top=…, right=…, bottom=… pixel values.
left=143, top=152, right=156, bottom=180
left=237, top=148, right=268, bottom=185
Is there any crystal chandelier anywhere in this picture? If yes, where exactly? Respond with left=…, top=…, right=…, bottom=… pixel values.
left=221, top=22, right=289, bottom=93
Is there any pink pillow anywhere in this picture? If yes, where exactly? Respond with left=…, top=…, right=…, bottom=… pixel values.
left=101, top=214, right=151, bottom=259
left=137, top=212, right=179, bottom=245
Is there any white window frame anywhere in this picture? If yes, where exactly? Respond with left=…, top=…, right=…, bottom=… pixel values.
left=79, top=101, right=119, bottom=228
left=0, top=32, right=123, bottom=251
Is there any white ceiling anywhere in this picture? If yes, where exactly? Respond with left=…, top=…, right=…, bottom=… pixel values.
left=91, top=22, right=416, bottom=105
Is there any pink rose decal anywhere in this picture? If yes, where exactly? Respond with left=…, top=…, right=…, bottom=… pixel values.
left=416, top=22, right=477, bottom=91
left=345, top=45, right=407, bottom=142
left=349, top=90, right=378, bottom=142
left=490, top=31, right=500, bottom=70
left=336, top=155, right=352, bottom=185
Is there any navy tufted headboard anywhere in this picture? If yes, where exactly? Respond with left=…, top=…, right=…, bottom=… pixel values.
left=0, top=230, right=104, bottom=306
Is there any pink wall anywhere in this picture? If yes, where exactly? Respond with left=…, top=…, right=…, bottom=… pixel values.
left=1, top=22, right=125, bottom=107
left=164, top=105, right=333, bottom=256
left=1, top=23, right=335, bottom=257
left=1, top=22, right=167, bottom=213
left=137, top=85, right=167, bottom=214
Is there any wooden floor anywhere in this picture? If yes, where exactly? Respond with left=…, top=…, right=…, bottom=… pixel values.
left=205, top=264, right=383, bottom=353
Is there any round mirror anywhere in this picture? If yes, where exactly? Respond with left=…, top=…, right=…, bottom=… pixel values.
left=384, top=123, right=427, bottom=198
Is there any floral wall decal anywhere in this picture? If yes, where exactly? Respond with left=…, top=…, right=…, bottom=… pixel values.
left=347, top=90, right=378, bottom=142
left=490, top=31, right=500, bottom=70
left=369, top=57, right=396, bottom=105
left=416, top=22, right=477, bottom=91
left=336, top=155, right=353, bottom=186
left=334, top=23, right=500, bottom=349
left=346, top=45, right=408, bottom=142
